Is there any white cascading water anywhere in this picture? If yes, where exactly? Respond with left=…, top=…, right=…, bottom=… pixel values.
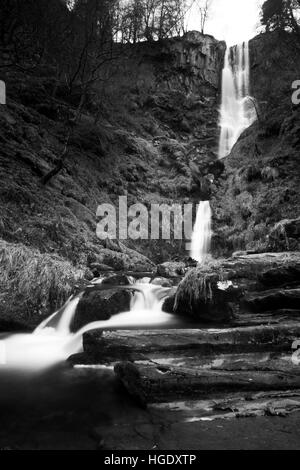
left=0, top=281, right=174, bottom=371
left=190, top=201, right=212, bottom=264
left=218, top=41, right=257, bottom=160
left=73, top=282, right=175, bottom=339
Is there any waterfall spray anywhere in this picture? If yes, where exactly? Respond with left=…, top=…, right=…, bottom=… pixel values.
left=218, top=41, right=257, bottom=160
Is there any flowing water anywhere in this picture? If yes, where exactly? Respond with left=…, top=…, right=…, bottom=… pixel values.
left=190, top=201, right=212, bottom=264
left=0, top=281, right=176, bottom=372
left=218, top=41, right=257, bottom=159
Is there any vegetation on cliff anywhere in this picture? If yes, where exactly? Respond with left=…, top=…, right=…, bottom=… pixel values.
left=212, top=31, right=300, bottom=255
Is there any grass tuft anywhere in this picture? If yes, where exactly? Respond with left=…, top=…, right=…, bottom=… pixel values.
left=175, top=258, right=227, bottom=311
left=0, top=239, right=85, bottom=322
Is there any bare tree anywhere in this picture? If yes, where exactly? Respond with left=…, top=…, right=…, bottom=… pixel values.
left=117, top=0, right=187, bottom=42
left=196, top=0, right=212, bottom=34
left=41, top=0, right=124, bottom=185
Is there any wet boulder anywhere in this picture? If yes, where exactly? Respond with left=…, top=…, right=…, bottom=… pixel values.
left=157, top=261, right=186, bottom=278
left=243, top=288, right=300, bottom=313
left=72, top=287, right=132, bottom=332
left=175, top=252, right=300, bottom=323
left=162, top=294, right=176, bottom=314
left=175, top=275, right=241, bottom=323
left=151, top=277, right=174, bottom=288
left=102, top=274, right=132, bottom=286
left=258, top=263, right=300, bottom=288
left=95, top=248, right=155, bottom=273
left=89, top=263, right=112, bottom=277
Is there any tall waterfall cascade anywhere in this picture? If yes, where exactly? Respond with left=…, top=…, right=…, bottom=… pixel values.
left=218, top=41, right=257, bottom=160
left=190, top=201, right=212, bottom=264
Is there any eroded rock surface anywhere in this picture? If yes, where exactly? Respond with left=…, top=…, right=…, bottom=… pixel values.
left=175, top=252, right=300, bottom=322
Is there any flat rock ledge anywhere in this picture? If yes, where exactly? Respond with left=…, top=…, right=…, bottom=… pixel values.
left=174, top=251, right=300, bottom=322
left=69, top=321, right=300, bottom=421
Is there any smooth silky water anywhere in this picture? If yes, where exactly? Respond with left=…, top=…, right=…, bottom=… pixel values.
left=190, top=201, right=212, bottom=264
left=0, top=279, right=186, bottom=446
left=0, top=281, right=182, bottom=373
left=218, top=41, right=257, bottom=159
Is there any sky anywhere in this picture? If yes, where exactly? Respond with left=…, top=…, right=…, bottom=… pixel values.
left=186, top=0, right=264, bottom=45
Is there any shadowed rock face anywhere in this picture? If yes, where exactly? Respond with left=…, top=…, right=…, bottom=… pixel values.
left=71, top=288, right=132, bottom=332
left=175, top=252, right=300, bottom=323
left=71, top=274, right=133, bottom=332
left=117, top=31, right=225, bottom=97
left=156, top=31, right=226, bottom=95
left=243, top=288, right=300, bottom=313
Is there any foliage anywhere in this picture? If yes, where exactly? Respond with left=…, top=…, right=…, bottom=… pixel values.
left=118, top=0, right=187, bottom=42
left=0, top=239, right=85, bottom=319
left=261, top=0, right=300, bottom=34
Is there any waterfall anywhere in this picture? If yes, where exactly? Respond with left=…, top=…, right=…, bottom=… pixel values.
left=75, top=283, right=175, bottom=338
left=130, top=283, right=165, bottom=312
left=0, top=281, right=176, bottom=371
left=190, top=201, right=212, bottom=264
left=218, top=41, right=257, bottom=160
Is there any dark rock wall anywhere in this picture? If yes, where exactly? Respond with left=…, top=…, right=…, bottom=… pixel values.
left=0, top=32, right=225, bottom=268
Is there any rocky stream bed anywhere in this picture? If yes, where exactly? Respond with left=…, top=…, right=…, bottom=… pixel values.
left=0, top=250, right=299, bottom=450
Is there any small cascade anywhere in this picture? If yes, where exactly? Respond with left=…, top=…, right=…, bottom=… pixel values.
left=34, top=295, right=82, bottom=334
left=0, top=294, right=83, bottom=371
left=190, top=201, right=212, bottom=264
left=218, top=41, right=257, bottom=159
left=130, top=282, right=165, bottom=311
left=74, top=283, right=174, bottom=339
left=0, top=280, right=175, bottom=371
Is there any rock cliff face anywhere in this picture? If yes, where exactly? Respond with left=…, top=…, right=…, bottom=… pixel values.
left=212, top=31, right=300, bottom=256
left=0, top=31, right=225, bottom=322
left=115, top=31, right=225, bottom=94
left=0, top=32, right=226, bottom=262
left=151, top=31, right=225, bottom=95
